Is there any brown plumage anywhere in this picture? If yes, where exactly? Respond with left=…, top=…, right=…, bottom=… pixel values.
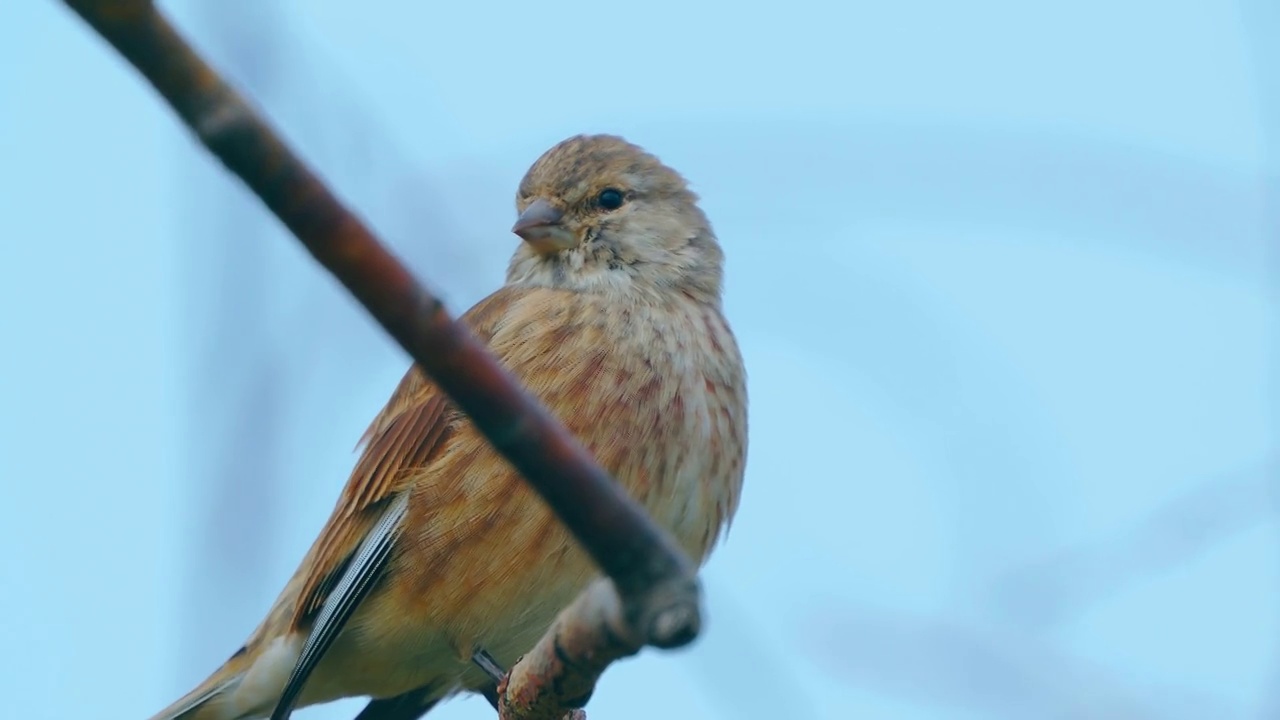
left=147, top=134, right=748, bottom=720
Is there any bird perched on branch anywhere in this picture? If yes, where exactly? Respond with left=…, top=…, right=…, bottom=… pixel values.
left=148, top=134, right=748, bottom=720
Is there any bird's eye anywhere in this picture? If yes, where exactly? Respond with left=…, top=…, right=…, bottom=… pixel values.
left=597, top=188, right=625, bottom=211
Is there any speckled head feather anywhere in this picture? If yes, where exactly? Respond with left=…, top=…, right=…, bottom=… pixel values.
left=516, top=134, right=692, bottom=207
left=506, top=134, right=724, bottom=304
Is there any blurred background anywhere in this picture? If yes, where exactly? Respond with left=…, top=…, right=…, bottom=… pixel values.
left=1, top=1, right=1275, bottom=718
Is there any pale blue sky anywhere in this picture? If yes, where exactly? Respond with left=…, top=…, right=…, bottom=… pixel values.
left=0, top=1, right=1275, bottom=719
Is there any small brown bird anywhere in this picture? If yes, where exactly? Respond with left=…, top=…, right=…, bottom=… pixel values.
left=148, top=134, right=748, bottom=720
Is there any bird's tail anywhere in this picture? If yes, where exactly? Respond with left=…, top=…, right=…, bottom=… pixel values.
left=144, top=647, right=251, bottom=720
left=145, top=633, right=302, bottom=720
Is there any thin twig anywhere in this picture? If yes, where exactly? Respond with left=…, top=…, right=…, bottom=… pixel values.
left=498, top=580, right=638, bottom=720
left=59, top=0, right=703, bottom=716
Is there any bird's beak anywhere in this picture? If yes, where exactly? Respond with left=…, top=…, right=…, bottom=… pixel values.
left=512, top=199, right=576, bottom=253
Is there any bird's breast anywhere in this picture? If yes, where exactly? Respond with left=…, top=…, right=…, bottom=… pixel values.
left=570, top=296, right=747, bottom=561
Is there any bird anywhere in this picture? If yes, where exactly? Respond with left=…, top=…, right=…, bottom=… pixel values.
left=147, top=134, right=749, bottom=720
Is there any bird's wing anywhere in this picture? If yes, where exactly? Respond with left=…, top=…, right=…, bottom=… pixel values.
left=270, top=378, right=448, bottom=720
left=269, top=285, right=529, bottom=720
left=292, top=374, right=449, bottom=626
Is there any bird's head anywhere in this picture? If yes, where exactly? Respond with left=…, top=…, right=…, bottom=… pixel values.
left=506, top=134, right=724, bottom=303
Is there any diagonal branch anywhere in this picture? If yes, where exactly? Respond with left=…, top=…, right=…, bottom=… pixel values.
left=59, top=0, right=702, bottom=716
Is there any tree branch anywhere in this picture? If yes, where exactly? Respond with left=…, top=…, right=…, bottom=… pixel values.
left=60, top=0, right=702, bottom=716
left=497, top=580, right=643, bottom=720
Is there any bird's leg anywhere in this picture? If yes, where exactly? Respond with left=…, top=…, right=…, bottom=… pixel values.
left=472, top=647, right=507, bottom=684
left=471, top=647, right=587, bottom=719
left=472, top=648, right=506, bottom=710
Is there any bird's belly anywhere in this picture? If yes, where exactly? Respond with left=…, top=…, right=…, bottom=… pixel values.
left=310, top=547, right=598, bottom=702
left=343, top=421, right=729, bottom=699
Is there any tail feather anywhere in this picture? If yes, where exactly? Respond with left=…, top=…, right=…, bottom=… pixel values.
left=145, top=651, right=249, bottom=720
left=147, top=633, right=301, bottom=720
